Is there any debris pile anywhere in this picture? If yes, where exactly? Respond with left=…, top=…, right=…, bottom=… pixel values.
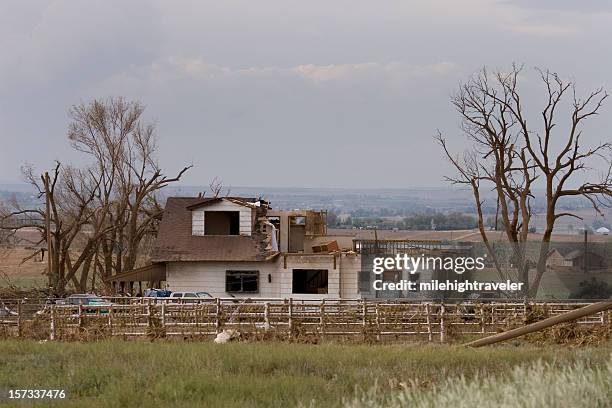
left=525, top=323, right=611, bottom=346
left=214, top=329, right=240, bottom=344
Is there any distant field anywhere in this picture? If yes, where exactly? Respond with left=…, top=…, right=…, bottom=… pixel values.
left=0, top=340, right=610, bottom=407
left=0, top=247, right=47, bottom=289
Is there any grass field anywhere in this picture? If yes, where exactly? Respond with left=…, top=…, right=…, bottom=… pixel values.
left=0, top=340, right=610, bottom=407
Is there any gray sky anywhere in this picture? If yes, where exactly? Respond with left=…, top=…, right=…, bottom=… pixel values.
left=1, top=0, right=611, bottom=188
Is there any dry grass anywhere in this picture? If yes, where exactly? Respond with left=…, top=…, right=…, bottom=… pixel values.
left=0, top=340, right=610, bottom=407
left=347, top=357, right=612, bottom=408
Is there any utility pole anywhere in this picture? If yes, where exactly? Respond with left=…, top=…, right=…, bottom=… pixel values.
left=583, top=228, right=588, bottom=274
left=43, top=172, right=53, bottom=291
left=494, top=196, right=500, bottom=231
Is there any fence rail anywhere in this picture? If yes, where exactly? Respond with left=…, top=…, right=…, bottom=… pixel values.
left=0, top=299, right=609, bottom=342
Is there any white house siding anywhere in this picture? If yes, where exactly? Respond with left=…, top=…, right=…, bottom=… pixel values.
left=279, top=255, right=337, bottom=299
left=191, top=199, right=253, bottom=236
left=283, top=254, right=360, bottom=299
left=338, top=254, right=361, bottom=298
left=166, top=253, right=363, bottom=299
left=166, top=260, right=281, bottom=297
left=191, top=210, right=205, bottom=236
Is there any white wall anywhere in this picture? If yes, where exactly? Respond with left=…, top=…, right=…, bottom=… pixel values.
left=338, top=254, right=361, bottom=298
left=281, top=255, right=339, bottom=299
left=166, top=253, right=362, bottom=299
left=167, top=260, right=280, bottom=297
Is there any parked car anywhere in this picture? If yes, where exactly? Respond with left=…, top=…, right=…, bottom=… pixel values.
left=36, top=294, right=113, bottom=315
left=56, top=294, right=111, bottom=307
left=169, top=291, right=212, bottom=303
left=144, top=289, right=172, bottom=298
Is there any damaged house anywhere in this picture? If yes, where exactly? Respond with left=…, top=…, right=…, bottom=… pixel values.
left=110, top=196, right=361, bottom=298
left=546, top=247, right=607, bottom=271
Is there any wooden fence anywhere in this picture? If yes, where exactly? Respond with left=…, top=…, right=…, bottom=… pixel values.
left=1, top=299, right=610, bottom=342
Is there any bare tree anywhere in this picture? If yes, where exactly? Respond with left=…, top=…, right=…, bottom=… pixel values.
left=67, top=97, right=191, bottom=285
left=208, top=176, right=230, bottom=198
left=437, top=65, right=612, bottom=297
left=1, top=97, right=191, bottom=295
left=0, top=162, right=108, bottom=294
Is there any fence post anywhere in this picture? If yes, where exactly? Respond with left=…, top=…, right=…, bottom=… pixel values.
left=288, top=298, right=293, bottom=339
left=147, top=299, right=152, bottom=330
left=320, top=300, right=325, bottom=339
left=361, top=299, right=367, bottom=341
left=17, top=302, right=22, bottom=338
left=50, top=306, right=55, bottom=341
left=215, top=298, right=221, bottom=334
left=78, top=304, right=83, bottom=329
left=108, top=305, right=113, bottom=337
left=264, top=302, right=270, bottom=331
left=161, top=302, right=166, bottom=328
left=375, top=303, right=380, bottom=342
left=479, top=303, right=485, bottom=334
left=439, top=303, right=446, bottom=343
left=425, top=303, right=432, bottom=342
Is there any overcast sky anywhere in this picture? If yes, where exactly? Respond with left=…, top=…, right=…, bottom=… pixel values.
left=1, top=0, right=611, bottom=188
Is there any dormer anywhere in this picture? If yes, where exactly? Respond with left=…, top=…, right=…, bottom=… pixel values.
left=188, top=197, right=258, bottom=236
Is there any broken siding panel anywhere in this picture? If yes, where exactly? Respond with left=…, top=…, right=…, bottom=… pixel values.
left=305, top=211, right=327, bottom=235
left=192, top=210, right=205, bottom=236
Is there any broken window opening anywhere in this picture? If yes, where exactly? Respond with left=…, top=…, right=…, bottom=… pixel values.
left=226, top=270, right=259, bottom=293
left=292, top=269, right=328, bottom=294
left=205, top=211, right=239, bottom=235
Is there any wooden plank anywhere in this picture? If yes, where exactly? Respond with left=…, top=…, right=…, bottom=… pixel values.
left=465, top=301, right=612, bottom=348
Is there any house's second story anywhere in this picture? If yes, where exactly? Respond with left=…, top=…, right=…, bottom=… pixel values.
left=151, top=196, right=346, bottom=264
left=189, top=196, right=262, bottom=237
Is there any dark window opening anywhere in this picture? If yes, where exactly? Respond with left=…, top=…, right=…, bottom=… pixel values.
left=292, top=269, right=328, bottom=294
left=226, top=270, right=259, bottom=293
left=205, top=211, right=239, bottom=235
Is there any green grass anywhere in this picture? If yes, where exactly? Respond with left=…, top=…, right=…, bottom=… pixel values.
left=0, top=340, right=610, bottom=407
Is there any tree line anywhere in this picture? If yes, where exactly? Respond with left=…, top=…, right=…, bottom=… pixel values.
left=327, top=211, right=479, bottom=230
